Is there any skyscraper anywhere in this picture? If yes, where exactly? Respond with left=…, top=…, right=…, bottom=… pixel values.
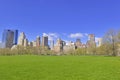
left=13, top=30, right=18, bottom=45
left=88, top=34, right=95, bottom=41
left=50, top=40, right=54, bottom=50
left=54, top=38, right=64, bottom=52
left=36, top=36, right=40, bottom=47
left=18, top=32, right=28, bottom=47
left=24, top=38, right=28, bottom=47
left=42, top=36, right=48, bottom=47
left=75, top=38, right=82, bottom=48
left=86, top=34, right=96, bottom=48
left=2, top=29, right=18, bottom=48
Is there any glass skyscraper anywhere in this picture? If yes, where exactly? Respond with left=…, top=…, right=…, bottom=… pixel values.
left=42, top=36, right=48, bottom=47
left=2, top=29, right=18, bottom=48
left=13, top=30, right=18, bottom=45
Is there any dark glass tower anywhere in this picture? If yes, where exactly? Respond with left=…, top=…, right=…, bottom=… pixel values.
left=42, top=36, right=48, bottom=47
left=2, top=29, right=18, bottom=48
left=13, top=30, right=18, bottom=45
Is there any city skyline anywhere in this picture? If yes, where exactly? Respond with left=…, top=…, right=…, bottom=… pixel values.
left=0, top=29, right=100, bottom=48
left=0, top=29, right=117, bottom=44
left=0, top=0, right=120, bottom=43
left=0, top=30, right=100, bottom=44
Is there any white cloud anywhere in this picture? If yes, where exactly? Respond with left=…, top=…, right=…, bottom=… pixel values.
left=84, top=33, right=88, bottom=36
left=43, top=33, right=58, bottom=41
left=42, top=32, right=89, bottom=42
left=0, top=41, right=1, bottom=43
left=69, top=33, right=89, bottom=39
left=48, top=33, right=58, bottom=38
left=69, top=33, right=84, bottom=38
left=43, top=33, right=48, bottom=36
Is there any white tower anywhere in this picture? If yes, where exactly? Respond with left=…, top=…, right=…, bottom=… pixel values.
left=18, top=32, right=27, bottom=46
left=24, top=39, right=28, bottom=47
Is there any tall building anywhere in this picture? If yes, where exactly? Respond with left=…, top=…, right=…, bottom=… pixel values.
left=54, top=38, right=64, bottom=52
left=86, top=34, right=96, bottom=48
left=18, top=32, right=26, bottom=46
left=18, top=32, right=28, bottom=47
left=32, top=41, right=37, bottom=47
left=2, top=29, right=18, bottom=48
left=75, top=38, right=82, bottom=48
left=88, top=34, right=95, bottom=41
left=50, top=40, right=54, bottom=50
left=36, top=36, right=40, bottom=47
left=13, top=30, right=18, bottom=45
left=24, top=39, right=28, bottom=47
left=42, top=36, right=48, bottom=47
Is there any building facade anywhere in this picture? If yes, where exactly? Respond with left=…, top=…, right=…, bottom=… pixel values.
left=42, top=36, right=48, bottom=47
left=75, top=38, right=82, bottom=48
left=50, top=40, right=54, bottom=50
left=2, top=29, right=18, bottom=48
left=54, top=38, right=64, bottom=53
left=13, top=30, right=18, bottom=45
left=24, top=39, right=28, bottom=47
left=18, top=32, right=29, bottom=47
left=86, top=34, right=96, bottom=48
left=36, top=36, right=40, bottom=47
left=88, top=34, right=95, bottom=41
left=32, top=41, right=37, bottom=47
left=63, top=41, right=76, bottom=53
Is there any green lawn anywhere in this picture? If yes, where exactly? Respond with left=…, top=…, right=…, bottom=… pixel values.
left=0, top=56, right=120, bottom=80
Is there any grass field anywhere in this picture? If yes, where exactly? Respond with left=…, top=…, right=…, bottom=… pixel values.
left=0, top=56, right=120, bottom=80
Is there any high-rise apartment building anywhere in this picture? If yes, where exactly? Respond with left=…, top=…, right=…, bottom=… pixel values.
left=13, top=30, right=18, bottom=45
left=50, top=40, right=54, bottom=50
left=88, top=34, right=95, bottom=41
left=24, top=38, right=28, bottom=47
left=86, top=34, right=96, bottom=48
left=42, top=36, right=48, bottom=47
left=54, top=38, right=64, bottom=52
left=2, top=29, right=18, bottom=48
left=75, top=38, right=82, bottom=48
left=36, top=36, right=40, bottom=47
left=18, top=32, right=29, bottom=47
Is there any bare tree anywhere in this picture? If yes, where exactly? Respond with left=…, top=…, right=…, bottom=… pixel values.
left=102, top=29, right=118, bottom=56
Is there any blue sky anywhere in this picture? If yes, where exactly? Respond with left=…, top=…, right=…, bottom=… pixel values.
left=0, top=0, right=120, bottom=43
